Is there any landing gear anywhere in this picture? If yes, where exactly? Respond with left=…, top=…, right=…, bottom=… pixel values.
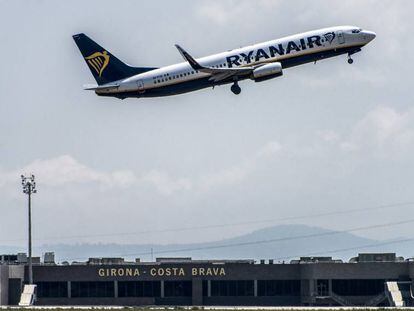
left=231, top=82, right=241, bottom=95
left=347, top=50, right=357, bottom=64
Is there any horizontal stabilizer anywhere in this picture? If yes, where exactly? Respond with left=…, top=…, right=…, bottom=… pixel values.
left=83, top=83, right=120, bottom=91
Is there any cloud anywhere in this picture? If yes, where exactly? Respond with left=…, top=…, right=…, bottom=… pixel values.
left=0, top=155, right=137, bottom=188
left=5, top=106, right=413, bottom=198
left=340, top=106, right=414, bottom=155
left=0, top=155, right=189, bottom=195
left=142, top=170, right=192, bottom=195
left=198, top=141, right=282, bottom=191
left=257, top=141, right=282, bottom=157
left=317, top=130, right=340, bottom=143
left=196, top=0, right=281, bottom=26
left=0, top=141, right=282, bottom=195
left=311, top=106, right=414, bottom=158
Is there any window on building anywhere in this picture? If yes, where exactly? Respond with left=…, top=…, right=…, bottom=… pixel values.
left=118, top=281, right=161, bottom=297
left=37, top=282, right=68, bottom=298
left=164, top=281, right=192, bottom=297
left=202, top=280, right=208, bottom=296
left=71, top=281, right=114, bottom=298
left=210, top=280, right=254, bottom=296
left=317, top=279, right=329, bottom=296
left=257, top=280, right=301, bottom=296
left=332, top=279, right=386, bottom=296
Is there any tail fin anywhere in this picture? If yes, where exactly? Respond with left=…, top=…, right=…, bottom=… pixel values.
left=72, top=33, right=157, bottom=85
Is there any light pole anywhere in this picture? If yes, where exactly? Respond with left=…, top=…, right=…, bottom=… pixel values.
left=21, top=174, right=37, bottom=285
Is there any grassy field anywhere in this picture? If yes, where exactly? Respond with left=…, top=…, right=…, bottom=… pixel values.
left=1, top=308, right=413, bottom=311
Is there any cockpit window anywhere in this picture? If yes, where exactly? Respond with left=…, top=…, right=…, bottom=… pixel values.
left=351, top=28, right=362, bottom=33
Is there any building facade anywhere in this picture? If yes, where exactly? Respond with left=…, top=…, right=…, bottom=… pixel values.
left=0, top=253, right=413, bottom=306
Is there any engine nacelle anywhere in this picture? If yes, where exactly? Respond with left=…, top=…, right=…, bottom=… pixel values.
left=252, top=62, right=283, bottom=82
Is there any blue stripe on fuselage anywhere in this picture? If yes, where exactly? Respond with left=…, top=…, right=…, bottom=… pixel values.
left=98, top=45, right=364, bottom=99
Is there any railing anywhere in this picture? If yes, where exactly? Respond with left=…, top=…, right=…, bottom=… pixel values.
left=330, top=292, right=353, bottom=306
left=365, top=292, right=387, bottom=306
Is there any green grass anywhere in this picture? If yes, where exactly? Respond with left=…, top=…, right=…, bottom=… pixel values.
left=0, top=306, right=413, bottom=311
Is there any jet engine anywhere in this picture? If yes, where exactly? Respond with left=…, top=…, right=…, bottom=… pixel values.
left=252, top=62, right=283, bottom=82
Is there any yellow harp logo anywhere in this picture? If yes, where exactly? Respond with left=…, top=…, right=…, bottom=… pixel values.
left=85, top=51, right=110, bottom=77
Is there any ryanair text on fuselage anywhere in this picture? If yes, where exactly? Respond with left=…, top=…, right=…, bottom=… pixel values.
left=72, top=26, right=376, bottom=99
left=226, top=34, right=328, bottom=67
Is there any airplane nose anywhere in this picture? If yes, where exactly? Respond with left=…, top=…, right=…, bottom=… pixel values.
left=362, top=30, right=376, bottom=42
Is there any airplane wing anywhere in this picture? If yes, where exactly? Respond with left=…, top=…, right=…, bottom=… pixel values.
left=175, top=44, right=254, bottom=82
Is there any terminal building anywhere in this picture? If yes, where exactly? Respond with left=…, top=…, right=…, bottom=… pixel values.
left=0, top=252, right=413, bottom=306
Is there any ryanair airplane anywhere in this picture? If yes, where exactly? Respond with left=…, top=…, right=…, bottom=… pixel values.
left=73, top=26, right=375, bottom=99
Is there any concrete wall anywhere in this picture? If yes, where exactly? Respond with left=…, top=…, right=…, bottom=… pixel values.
left=300, top=262, right=410, bottom=280
left=9, top=265, right=24, bottom=280
left=0, top=265, right=25, bottom=306
left=409, top=262, right=414, bottom=279
left=0, top=265, right=9, bottom=305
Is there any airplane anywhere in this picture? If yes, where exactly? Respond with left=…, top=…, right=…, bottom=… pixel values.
left=73, top=26, right=376, bottom=99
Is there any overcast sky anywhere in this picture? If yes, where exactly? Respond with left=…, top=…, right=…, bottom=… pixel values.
left=1, top=0, right=414, bottom=250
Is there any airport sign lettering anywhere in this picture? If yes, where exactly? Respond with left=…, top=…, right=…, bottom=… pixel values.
left=97, top=266, right=226, bottom=278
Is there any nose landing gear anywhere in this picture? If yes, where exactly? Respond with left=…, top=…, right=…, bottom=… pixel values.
left=347, top=48, right=360, bottom=64
left=231, top=82, right=241, bottom=95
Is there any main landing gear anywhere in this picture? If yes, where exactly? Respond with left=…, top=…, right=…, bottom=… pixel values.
left=231, top=82, right=241, bottom=95
left=347, top=56, right=354, bottom=64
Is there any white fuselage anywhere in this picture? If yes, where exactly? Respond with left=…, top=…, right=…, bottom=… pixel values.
left=97, top=26, right=376, bottom=97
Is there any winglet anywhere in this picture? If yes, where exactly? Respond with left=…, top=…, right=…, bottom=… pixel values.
left=175, top=44, right=204, bottom=70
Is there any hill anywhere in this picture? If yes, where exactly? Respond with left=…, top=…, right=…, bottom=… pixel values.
left=2, top=224, right=413, bottom=262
